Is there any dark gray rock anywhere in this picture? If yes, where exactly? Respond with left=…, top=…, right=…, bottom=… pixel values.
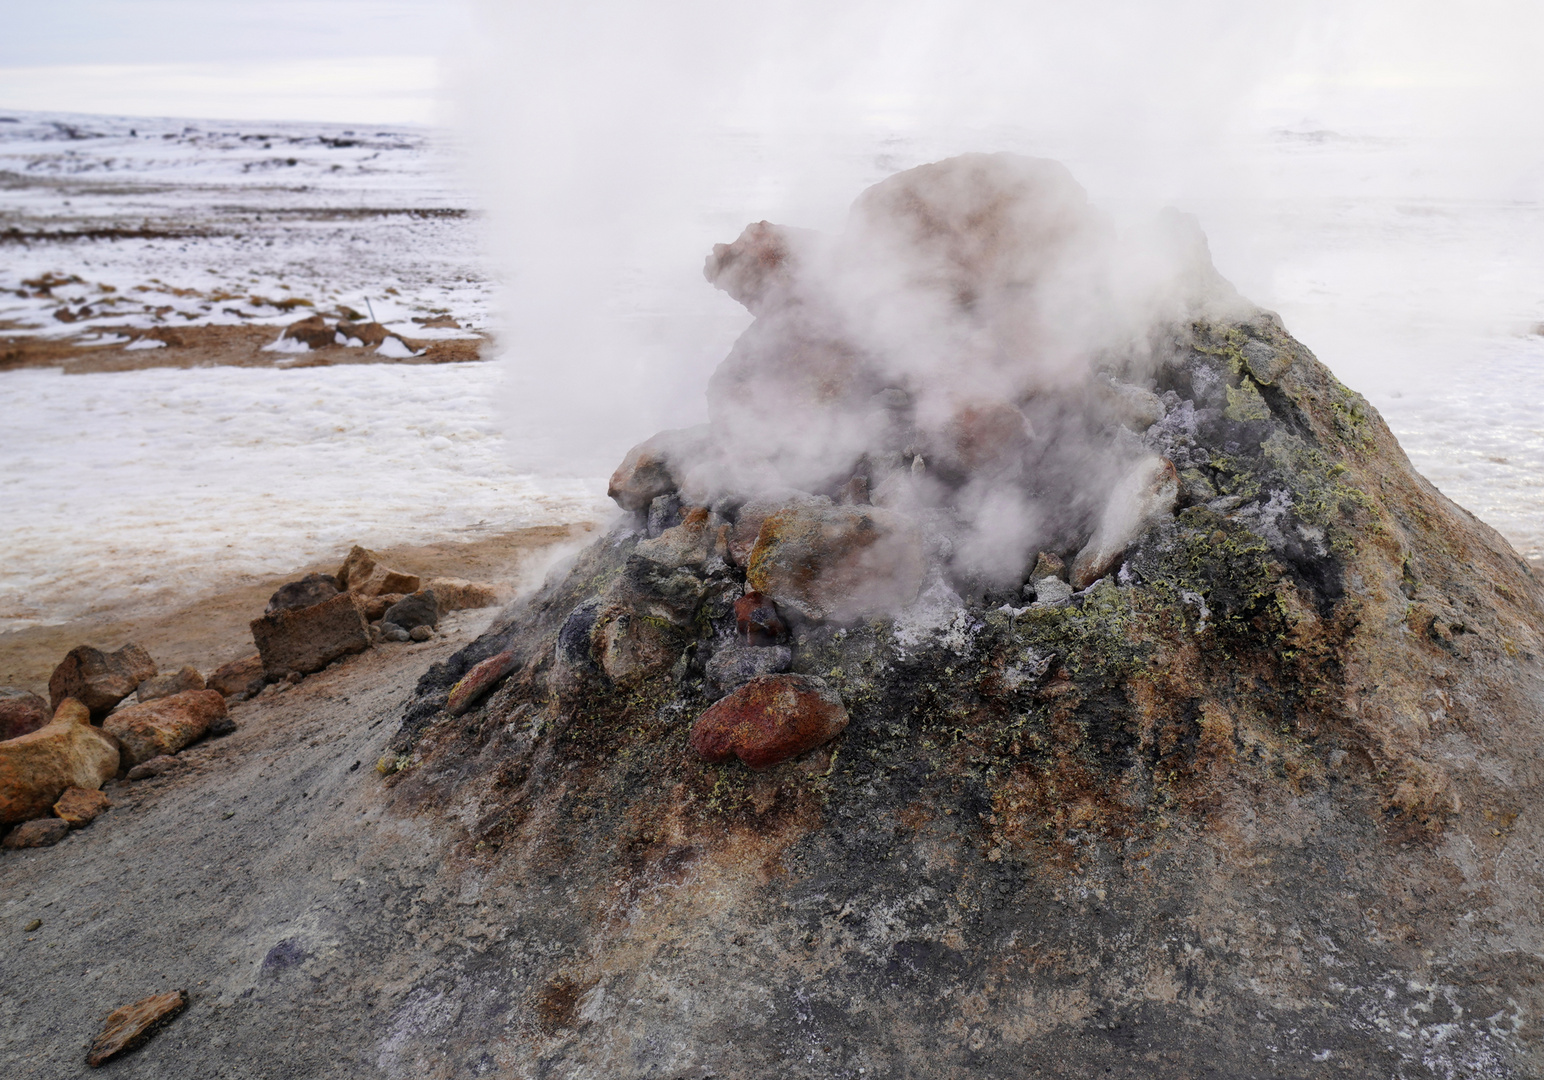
left=380, top=623, right=411, bottom=643
left=647, top=493, right=684, bottom=537
left=265, top=573, right=341, bottom=615
left=383, top=591, right=438, bottom=632
left=703, top=643, right=792, bottom=700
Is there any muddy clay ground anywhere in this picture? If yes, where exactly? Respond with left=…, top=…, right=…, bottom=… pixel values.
left=0, top=525, right=592, bottom=1077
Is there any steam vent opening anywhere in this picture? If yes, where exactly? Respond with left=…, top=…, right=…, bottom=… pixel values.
left=388, top=153, right=1544, bottom=1077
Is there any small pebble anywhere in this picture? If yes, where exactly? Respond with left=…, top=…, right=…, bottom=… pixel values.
left=409, top=625, right=432, bottom=642
left=24, top=919, right=41, bottom=932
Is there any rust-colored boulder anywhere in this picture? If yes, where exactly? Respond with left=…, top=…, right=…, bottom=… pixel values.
left=747, top=503, right=926, bottom=622
left=47, top=643, right=157, bottom=719
left=607, top=426, right=710, bottom=513
left=0, top=688, right=49, bottom=741
left=102, top=689, right=225, bottom=768
left=86, top=989, right=189, bottom=1067
left=426, top=577, right=501, bottom=613
left=690, top=674, right=848, bottom=769
left=207, top=654, right=264, bottom=698
left=335, top=545, right=420, bottom=598
left=734, top=591, right=787, bottom=644
left=53, top=785, right=111, bottom=827
left=702, top=220, right=818, bottom=316
left=135, top=666, right=204, bottom=703
left=335, top=319, right=391, bottom=347
left=3, top=817, right=69, bottom=848
left=250, top=590, right=371, bottom=678
left=0, top=699, right=119, bottom=825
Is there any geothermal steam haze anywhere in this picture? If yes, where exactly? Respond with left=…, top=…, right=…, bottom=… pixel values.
left=461, top=0, right=1544, bottom=476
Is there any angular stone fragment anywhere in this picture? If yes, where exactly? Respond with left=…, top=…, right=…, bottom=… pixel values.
left=207, top=654, right=264, bottom=698
left=335, top=545, right=421, bottom=598
left=0, top=688, right=48, bottom=741
left=1030, top=550, right=1066, bottom=582
left=607, top=426, right=710, bottom=513
left=734, top=591, right=787, bottom=644
left=48, top=643, right=157, bottom=719
left=426, top=577, right=500, bottom=613
left=690, top=674, right=848, bottom=769
left=447, top=647, right=522, bottom=717
left=1070, top=456, right=1180, bottom=589
left=1031, top=577, right=1074, bottom=606
left=747, top=504, right=926, bottom=622
left=383, top=590, right=438, bottom=631
left=103, top=689, right=226, bottom=768
left=0, top=700, right=119, bottom=825
left=360, top=593, right=405, bottom=621
left=704, top=643, right=792, bottom=700
left=727, top=491, right=826, bottom=567
left=136, top=666, right=204, bottom=704
left=1242, top=339, right=1292, bottom=384
left=3, top=817, right=69, bottom=848
left=53, top=785, right=111, bottom=827
left=250, top=591, right=371, bottom=678
left=265, top=573, right=341, bottom=614
left=86, top=989, right=189, bottom=1068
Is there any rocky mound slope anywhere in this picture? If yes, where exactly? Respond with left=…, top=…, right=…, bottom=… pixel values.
left=384, top=155, right=1544, bottom=1078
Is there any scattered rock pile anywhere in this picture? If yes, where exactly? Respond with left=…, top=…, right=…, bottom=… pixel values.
left=0, top=544, right=503, bottom=850
left=379, top=155, right=1544, bottom=1075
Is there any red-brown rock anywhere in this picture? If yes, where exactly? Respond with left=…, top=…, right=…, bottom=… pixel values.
left=207, top=654, right=264, bottom=698
left=48, top=643, right=157, bottom=720
left=86, top=989, right=189, bottom=1067
left=607, top=427, right=710, bottom=513
left=250, top=590, right=371, bottom=678
left=445, top=647, right=519, bottom=717
left=689, top=674, right=848, bottom=769
left=0, top=699, right=119, bottom=825
left=53, top=785, right=111, bottom=827
left=702, top=220, right=818, bottom=316
left=102, top=690, right=226, bottom=768
left=280, top=313, right=334, bottom=349
left=734, top=592, right=787, bottom=645
left=0, top=688, right=48, bottom=741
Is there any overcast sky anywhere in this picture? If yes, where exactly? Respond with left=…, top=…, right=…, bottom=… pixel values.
left=0, top=0, right=470, bottom=123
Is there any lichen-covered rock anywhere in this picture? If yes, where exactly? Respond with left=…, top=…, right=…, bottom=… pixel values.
left=689, top=673, right=848, bottom=768
left=335, top=545, right=420, bottom=598
left=0, top=700, right=118, bottom=825
left=250, top=591, right=371, bottom=678
left=47, top=643, right=157, bottom=719
left=103, top=689, right=225, bottom=767
left=135, top=666, right=205, bottom=704
left=0, top=688, right=48, bottom=741
left=747, top=503, right=926, bottom=622
left=53, top=785, right=110, bottom=827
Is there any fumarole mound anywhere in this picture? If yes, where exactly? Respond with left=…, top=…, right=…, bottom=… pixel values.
left=387, top=155, right=1544, bottom=1077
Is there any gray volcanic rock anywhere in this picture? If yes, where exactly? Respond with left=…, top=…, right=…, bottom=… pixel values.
left=379, top=157, right=1544, bottom=1078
